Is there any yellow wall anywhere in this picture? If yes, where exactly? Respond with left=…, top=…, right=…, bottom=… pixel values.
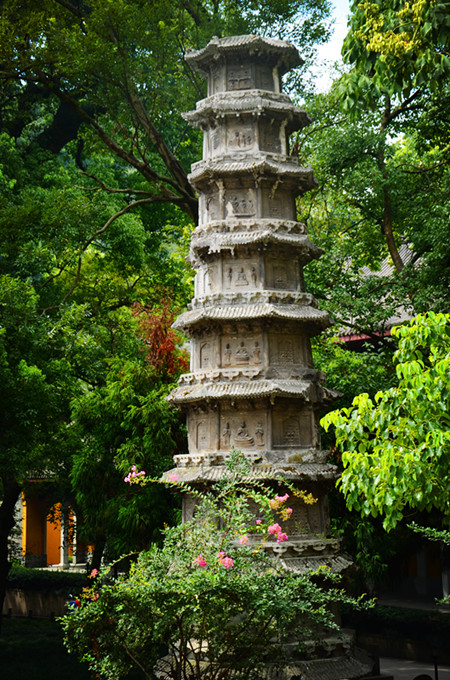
left=22, top=493, right=74, bottom=566
left=46, top=504, right=62, bottom=565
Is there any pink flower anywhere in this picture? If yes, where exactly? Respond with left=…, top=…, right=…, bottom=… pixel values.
left=90, top=568, right=98, bottom=578
left=217, top=551, right=225, bottom=559
left=276, top=532, right=289, bottom=543
left=239, top=535, right=249, bottom=545
left=125, top=465, right=145, bottom=482
left=255, top=519, right=262, bottom=525
left=269, top=493, right=290, bottom=509
left=268, top=523, right=282, bottom=535
left=93, top=593, right=99, bottom=601
left=169, top=473, right=178, bottom=482
left=286, top=507, right=293, bottom=515
left=220, top=556, right=234, bottom=569
left=194, top=554, right=207, bottom=567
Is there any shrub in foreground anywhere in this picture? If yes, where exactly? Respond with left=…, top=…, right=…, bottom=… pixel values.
left=61, top=452, right=370, bottom=680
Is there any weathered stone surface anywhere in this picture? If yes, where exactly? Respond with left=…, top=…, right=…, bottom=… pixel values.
left=168, top=32, right=340, bottom=554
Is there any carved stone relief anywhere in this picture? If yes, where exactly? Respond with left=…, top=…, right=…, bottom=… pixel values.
left=293, top=501, right=324, bottom=534
left=227, top=123, right=254, bottom=151
left=269, top=333, right=304, bottom=366
left=255, top=64, right=275, bottom=91
left=272, top=409, right=314, bottom=448
left=199, top=342, right=212, bottom=369
left=219, top=414, right=266, bottom=449
left=223, top=260, right=259, bottom=289
left=221, top=336, right=263, bottom=367
left=259, top=121, right=281, bottom=153
left=210, top=64, right=223, bottom=95
left=209, top=127, right=223, bottom=156
left=191, top=334, right=217, bottom=370
left=205, top=191, right=221, bottom=221
left=227, top=62, right=253, bottom=90
left=262, top=189, right=295, bottom=220
left=265, top=257, right=297, bottom=290
left=225, top=189, right=255, bottom=218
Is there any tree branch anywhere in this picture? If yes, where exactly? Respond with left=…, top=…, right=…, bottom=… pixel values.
left=41, top=197, right=162, bottom=311
left=53, top=0, right=88, bottom=20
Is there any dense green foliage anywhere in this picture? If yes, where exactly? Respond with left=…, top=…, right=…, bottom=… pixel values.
left=0, top=0, right=449, bottom=633
left=0, top=0, right=333, bottom=630
left=6, top=564, right=88, bottom=593
left=322, top=313, right=450, bottom=532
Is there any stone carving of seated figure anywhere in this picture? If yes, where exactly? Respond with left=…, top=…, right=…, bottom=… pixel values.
left=234, top=421, right=254, bottom=446
left=235, top=341, right=250, bottom=363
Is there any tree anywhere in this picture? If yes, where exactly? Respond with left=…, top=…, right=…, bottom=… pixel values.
left=0, top=0, right=334, bottom=622
left=0, top=0, right=332, bottom=222
left=70, top=302, right=189, bottom=568
left=0, top=129, right=191, bottom=622
left=297, top=80, right=450, bottom=344
left=341, top=0, right=450, bottom=103
left=321, top=312, right=450, bottom=532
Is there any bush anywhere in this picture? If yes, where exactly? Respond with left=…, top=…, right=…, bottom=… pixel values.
left=7, top=565, right=88, bottom=594
left=61, top=451, right=371, bottom=680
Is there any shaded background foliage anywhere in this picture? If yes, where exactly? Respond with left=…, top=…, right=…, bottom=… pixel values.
left=0, top=0, right=449, bottom=623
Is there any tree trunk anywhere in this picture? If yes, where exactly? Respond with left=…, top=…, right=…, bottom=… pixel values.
left=90, top=536, right=106, bottom=572
left=0, top=477, right=21, bottom=633
left=379, top=95, right=405, bottom=274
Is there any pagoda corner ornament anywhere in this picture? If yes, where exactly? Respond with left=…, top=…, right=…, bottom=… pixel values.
left=167, top=34, right=371, bottom=679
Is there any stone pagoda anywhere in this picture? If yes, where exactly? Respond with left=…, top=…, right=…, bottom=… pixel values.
left=166, top=34, right=372, bottom=679
left=168, top=34, right=350, bottom=576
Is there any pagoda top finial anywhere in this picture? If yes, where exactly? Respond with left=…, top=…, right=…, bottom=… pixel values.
left=185, top=34, right=303, bottom=79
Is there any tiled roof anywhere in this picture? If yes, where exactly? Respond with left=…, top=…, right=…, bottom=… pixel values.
left=169, top=377, right=314, bottom=403
left=279, top=554, right=353, bottom=574
left=173, top=302, right=330, bottom=332
left=163, top=462, right=338, bottom=483
left=190, top=231, right=323, bottom=261
left=193, top=217, right=307, bottom=236
left=185, top=34, right=302, bottom=76
left=184, top=91, right=311, bottom=129
left=189, top=156, right=316, bottom=187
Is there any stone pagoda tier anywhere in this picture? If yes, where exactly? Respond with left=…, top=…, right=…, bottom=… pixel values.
left=167, top=35, right=350, bottom=577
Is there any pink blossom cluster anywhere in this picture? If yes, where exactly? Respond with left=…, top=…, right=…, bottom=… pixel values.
left=124, top=465, right=146, bottom=483
left=193, top=552, right=234, bottom=569
left=239, top=535, right=249, bottom=545
left=268, top=523, right=289, bottom=544
left=217, top=552, right=234, bottom=569
left=168, top=473, right=178, bottom=483
left=268, top=493, right=289, bottom=510
left=194, top=554, right=207, bottom=567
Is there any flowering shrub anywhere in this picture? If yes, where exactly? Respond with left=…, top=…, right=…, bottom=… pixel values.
left=61, top=451, right=370, bottom=680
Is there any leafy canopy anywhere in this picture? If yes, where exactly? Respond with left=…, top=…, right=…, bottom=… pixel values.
left=322, top=312, right=450, bottom=531
left=340, top=0, right=450, bottom=109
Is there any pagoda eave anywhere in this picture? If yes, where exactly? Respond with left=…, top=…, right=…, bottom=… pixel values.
left=168, top=378, right=336, bottom=405
left=185, top=34, right=303, bottom=76
left=164, top=460, right=338, bottom=484
left=173, top=303, right=330, bottom=334
left=188, top=157, right=317, bottom=191
left=184, top=91, right=311, bottom=130
left=189, top=232, right=323, bottom=263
